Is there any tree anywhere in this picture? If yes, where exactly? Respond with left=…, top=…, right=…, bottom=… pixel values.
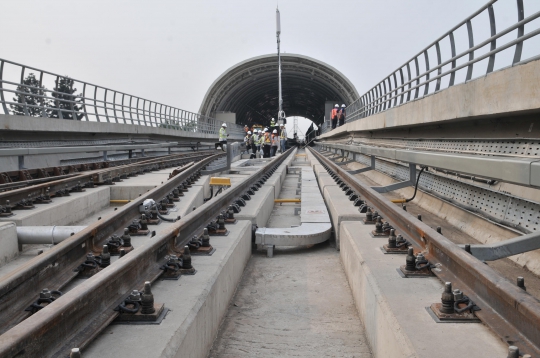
left=48, top=76, right=84, bottom=120
left=10, top=73, right=48, bottom=117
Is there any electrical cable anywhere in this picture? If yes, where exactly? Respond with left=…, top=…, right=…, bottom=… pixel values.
left=203, top=187, right=214, bottom=202
left=156, top=211, right=179, bottom=222
left=391, top=166, right=428, bottom=204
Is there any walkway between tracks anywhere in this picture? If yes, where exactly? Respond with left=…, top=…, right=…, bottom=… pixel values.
left=209, top=151, right=372, bottom=357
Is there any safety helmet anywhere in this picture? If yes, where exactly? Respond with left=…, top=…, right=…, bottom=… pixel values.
left=273, top=129, right=277, bottom=134
left=341, top=104, right=346, bottom=107
left=280, top=124, right=284, bottom=127
left=271, top=118, right=275, bottom=121
left=247, top=131, right=252, bottom=134
left=264, top=128, right=269, bottom=132
left=244, top=125, right=248, bottom=127
left=334, top=104, right=339, bottom=107
left=222, top=123, right=227, bottom=127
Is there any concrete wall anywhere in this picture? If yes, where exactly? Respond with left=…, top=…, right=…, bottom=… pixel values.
left=215, top=112, right=236, bottom=124
left=320, top=58, right=540, bottom=138
left=0, top=114, right=243, bottom=142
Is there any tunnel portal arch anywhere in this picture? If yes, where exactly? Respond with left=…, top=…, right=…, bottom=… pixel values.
left=199, top=54, right=359, bottom=127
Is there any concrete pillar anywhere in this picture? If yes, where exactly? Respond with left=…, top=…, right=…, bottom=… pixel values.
left=0, top=222, right=18, bottom=266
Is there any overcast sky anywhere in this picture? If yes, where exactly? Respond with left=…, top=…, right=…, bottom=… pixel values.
left=1, top=0, right=536, bottom=125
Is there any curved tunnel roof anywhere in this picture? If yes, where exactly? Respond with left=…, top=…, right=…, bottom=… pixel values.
left=199, top=53, right=359, bottom=127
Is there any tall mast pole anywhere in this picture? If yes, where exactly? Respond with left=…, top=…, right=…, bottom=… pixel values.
left=276, top=7, right=285, bottom=125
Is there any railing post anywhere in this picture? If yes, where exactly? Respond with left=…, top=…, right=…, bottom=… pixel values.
left=448, top=32, right=457, bottom=86
left=39, top=72, right=48, bottom=118
left=434, top=42, right=442, bottom=92
left=423, top=50, right=430, bottom=96
left=486, top=5, right=497, bottom=73
left=103, top=88, right=110, bottom=122
left=512, top=0, right=524, bottom=64
left=465, top=20, right=475, bottom=81
left=0, top=61, right=9, bottom=115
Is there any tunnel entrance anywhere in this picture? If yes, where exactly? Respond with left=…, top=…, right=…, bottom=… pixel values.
left=199, top=54, right=359, bottom=128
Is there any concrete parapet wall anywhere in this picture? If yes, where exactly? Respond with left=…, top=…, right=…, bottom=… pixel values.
left=0, top=114, right=243, bottom=142
left=320, top=59, right=540, bottom=138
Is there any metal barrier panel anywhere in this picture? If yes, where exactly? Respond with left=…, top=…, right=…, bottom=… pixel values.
left=323, top=0, right=540, bottom=133
left=0, top=58, right=245, bottom=139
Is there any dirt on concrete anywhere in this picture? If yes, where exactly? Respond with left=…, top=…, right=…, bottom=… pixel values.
left=208, top=243, right=372, bottom=358
left=209, top=159, right=372, bottom=358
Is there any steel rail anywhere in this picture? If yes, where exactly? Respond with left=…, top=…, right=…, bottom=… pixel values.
left=0, top=148, right=210, bottom=186
left=0, top=173, right=81, bottom=191
left=0, top=148, right=293, bottom=357
left=0, top=151, right=215, bottom=207
left=0, top=152, right=221, bottom=336
left=309, top=146, right=540, bottom=356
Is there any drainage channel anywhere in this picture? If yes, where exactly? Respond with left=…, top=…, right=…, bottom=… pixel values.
left=209, top=148, right=372, bottom=357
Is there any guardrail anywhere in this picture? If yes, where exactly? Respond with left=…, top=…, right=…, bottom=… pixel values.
left=323, top=0, right=540, bottom=132
left=0, top=58, right=244, bottom=138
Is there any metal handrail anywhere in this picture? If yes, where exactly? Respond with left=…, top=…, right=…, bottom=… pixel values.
left=323, top=0, right=540, bottom=132
left=0, top=58, right=245, bottom=138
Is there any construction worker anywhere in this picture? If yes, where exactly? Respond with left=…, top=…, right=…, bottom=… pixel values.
left=252, top=130, right=259, bottom=155
left=271, top=129, right=279, bottom=157
left=331, top=104, right=339, bottom=130
left=258, top=129, right=265, bottom=158
left=338, top=104, right=346, bottom=127
left=244, top=130, right=253, bottom=154
left=216, top=123, right=228, bottom=151
left=262, top=128, right=272, bottom=158
left=279, top=124, right=287, bottom=153
left=270, top=117, right=276, bottom=128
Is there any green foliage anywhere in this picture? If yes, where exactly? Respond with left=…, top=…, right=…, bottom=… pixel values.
left=48, top=76, right=84, bottom=120
left=10, top=73, right=48, bottom=116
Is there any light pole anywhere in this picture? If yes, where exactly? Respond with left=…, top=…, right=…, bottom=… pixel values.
left=276, top=7, right=286, bottom=125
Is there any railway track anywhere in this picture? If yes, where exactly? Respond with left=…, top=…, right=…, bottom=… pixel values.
left=0, top=151, right=219, bottom=336
left=308, top=146, right=540, bottom=356
left=0, top=148, right=293, bottom=357
left=0, top=150, right=216, bottom=214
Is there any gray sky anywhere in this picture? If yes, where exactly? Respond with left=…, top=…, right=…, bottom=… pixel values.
left=1, top=0, right=535, bottom=122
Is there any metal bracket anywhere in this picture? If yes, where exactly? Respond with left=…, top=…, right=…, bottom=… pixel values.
left=348, top=155, right=375, bottom=174
left=372, top=163, right=416, bottom=193
left=460, top=232, right=540, bottom=261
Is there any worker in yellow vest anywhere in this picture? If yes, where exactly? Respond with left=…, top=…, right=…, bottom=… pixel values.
left=262, top=128, right=272, bottom=158
left=215, top=123, right=228, bottom=151
left=279, top=124, right=287, bottom=153
left=270, top=117, right=276, bottom=133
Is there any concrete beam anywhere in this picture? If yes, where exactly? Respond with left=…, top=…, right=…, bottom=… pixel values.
left=321, top=143, right=540, bottom=188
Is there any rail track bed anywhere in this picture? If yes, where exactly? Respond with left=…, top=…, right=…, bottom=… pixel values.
left=0, top=148, right=294, bottom=357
